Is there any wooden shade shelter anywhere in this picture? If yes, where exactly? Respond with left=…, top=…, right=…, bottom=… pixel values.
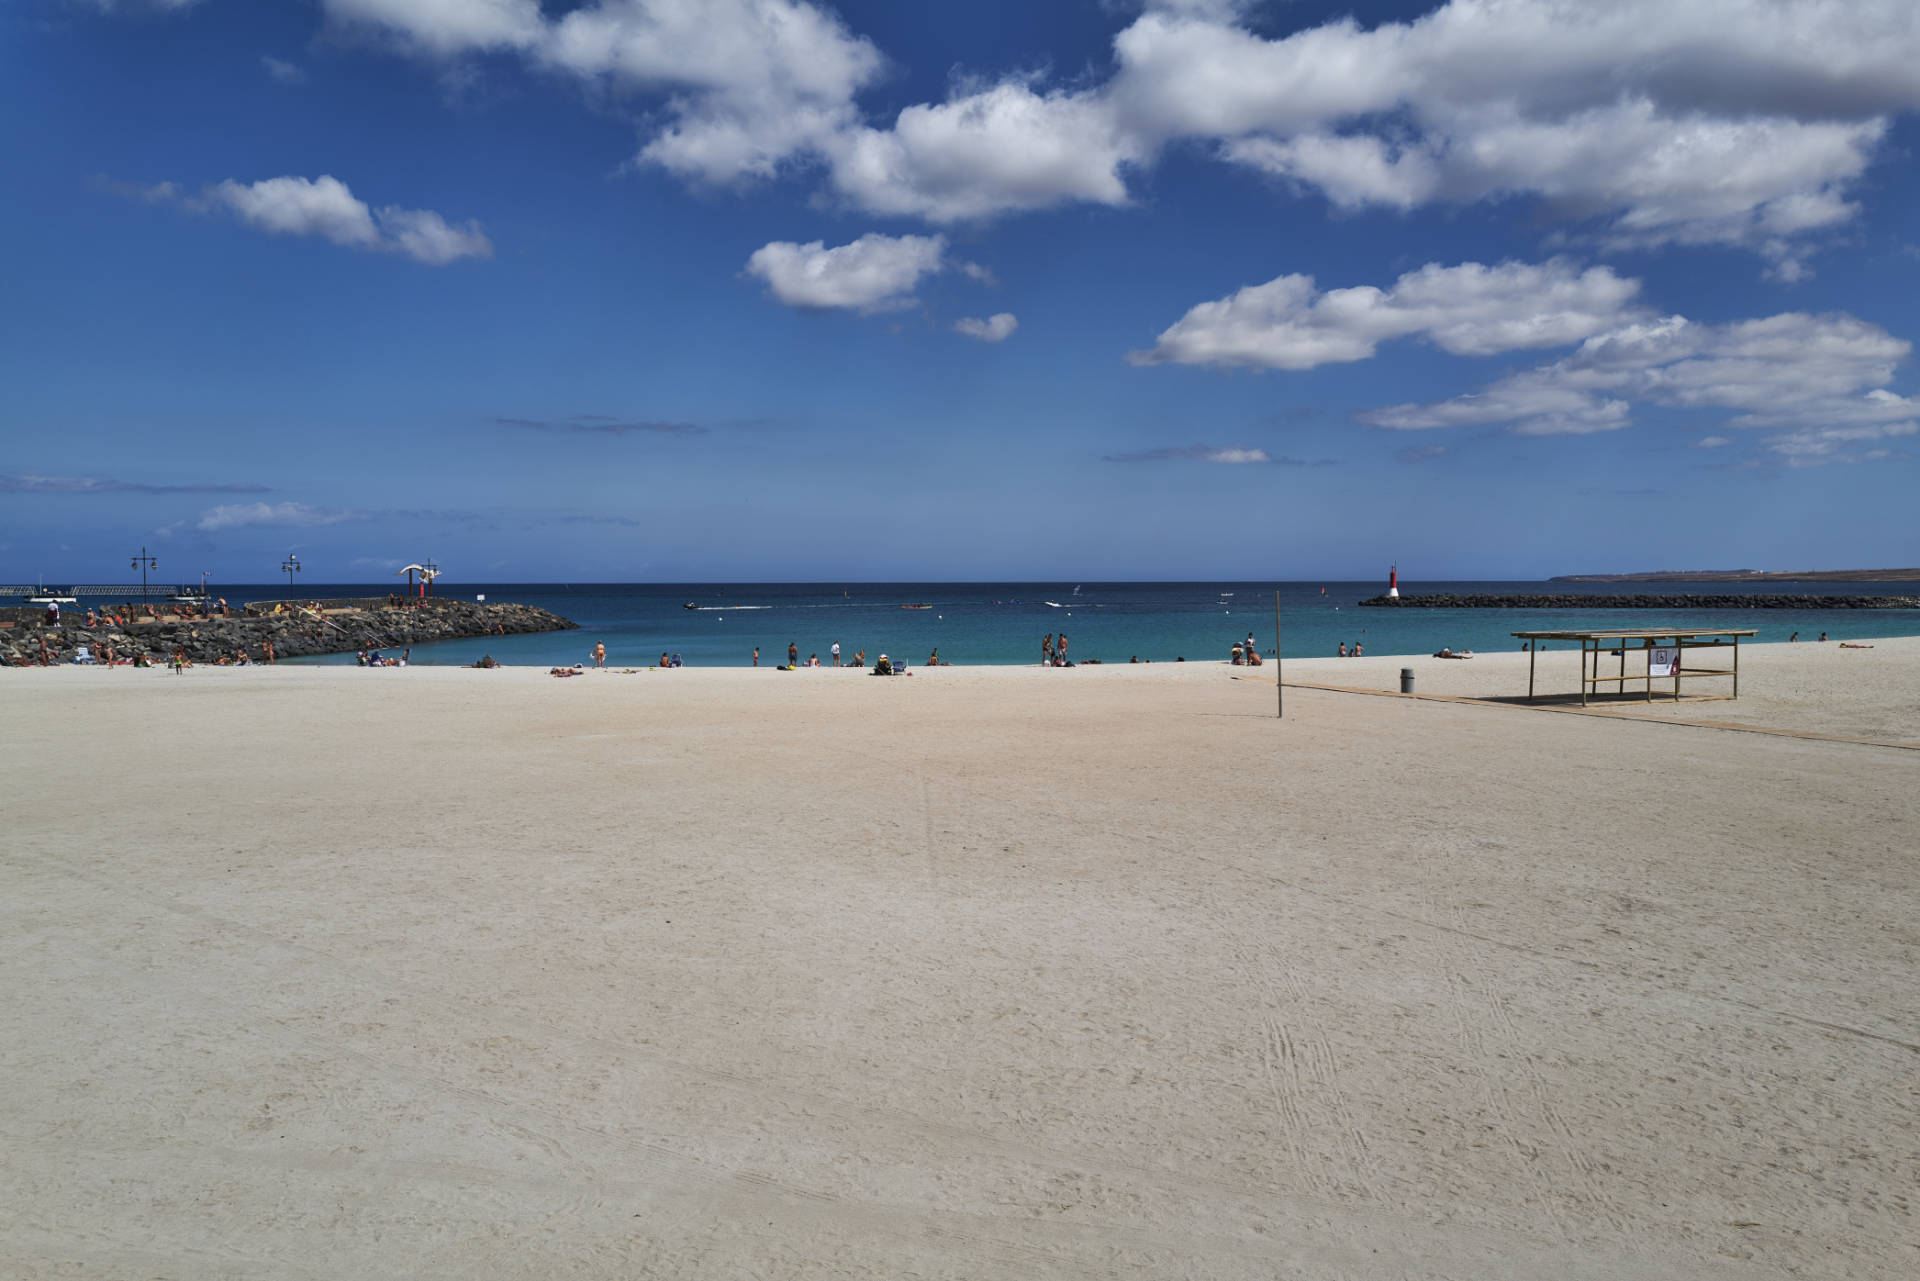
left=1512, top=628, right=1758, bottom=705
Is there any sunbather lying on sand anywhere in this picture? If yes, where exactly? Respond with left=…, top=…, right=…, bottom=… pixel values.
left=1433, top=647, right=1473, bottom=658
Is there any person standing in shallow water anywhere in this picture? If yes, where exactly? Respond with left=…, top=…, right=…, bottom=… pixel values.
left=1042, top=633, right=1053, bottom=666
left=788, top=641, right=798, bottom=667
left=1057, top=633, right=1069, bottom=665
left=752, top=647, right=759, bottom=667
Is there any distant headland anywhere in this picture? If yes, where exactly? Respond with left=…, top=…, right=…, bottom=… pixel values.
left=1362, top=592, right=1920, bottom=610
left=1551, top=569, right=1920, bottom=582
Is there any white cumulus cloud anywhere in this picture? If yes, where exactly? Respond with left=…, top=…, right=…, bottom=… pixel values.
left=120, top=0, right=1920, bottom=263
left=74, top=0, right=203, bottom=11
left=1132, top=259, right=1644, bottom=370
left=196, top=502, right=363, bottom=532
left=1762, top=421, right=1918, bottom=466
left=1361, top=310, right=1917, bottom=449
left=324, top=0, right=882, bottom=185
left=1104, top=444, right=1273, bottom=463
left=744, top=233, right=946, bottom=312
left=179, top=175, right=491, bottom=265
left=1366, top=374, right=1635, bottom=436
left=1106, top=1, right=1919, bottom=260
left=321, top=0, right=545, bottom=57
left=776, top=0, right=1920, bottom=254
left=211, top=175, right=382, bottom=249
left=954, top=313, right=1018, bottom=343
left=376, top=205, right=494, bottom=265
left=825, top=82, right=1139, bottom=222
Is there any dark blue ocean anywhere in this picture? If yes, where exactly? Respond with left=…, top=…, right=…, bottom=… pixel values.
left=144, top=579, right=1920, bottom=667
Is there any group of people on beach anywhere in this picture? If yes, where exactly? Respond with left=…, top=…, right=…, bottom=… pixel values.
left=1042, top=632, right=1071, bottom=666
left=573, top=639, right=944, bottom=673
left=775, top=640, right=845, bottom=669
left=62, top=599, right=230, bottom=628
left=1336, top=641, right=1365, bottom=657
left=765, top=640, right=880, bottom=669
left=755, top=640, right=936, bottom=671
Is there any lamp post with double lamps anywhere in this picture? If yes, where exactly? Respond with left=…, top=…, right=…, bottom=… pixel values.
left=129, top=546, right=158, bottom=606
left=282, top=553, right=302, bottom=595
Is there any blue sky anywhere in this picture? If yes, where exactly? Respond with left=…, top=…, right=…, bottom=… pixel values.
left=5, top=0, right=1920, bottom=584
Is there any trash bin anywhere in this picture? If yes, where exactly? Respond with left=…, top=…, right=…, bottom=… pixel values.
left=1400, top=667, right=1415, bottom=693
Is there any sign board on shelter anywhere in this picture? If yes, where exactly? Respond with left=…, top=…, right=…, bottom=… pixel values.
left=1649, top=646, right=1679, bottom=677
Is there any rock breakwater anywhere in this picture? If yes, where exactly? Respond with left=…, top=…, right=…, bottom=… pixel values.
left=1, top=599, right=577, bottom=666
left=1359, top=593, right=1920, bottom=609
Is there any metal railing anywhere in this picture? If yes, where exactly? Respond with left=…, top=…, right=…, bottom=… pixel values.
left=0, top=585, right=197, bottom=598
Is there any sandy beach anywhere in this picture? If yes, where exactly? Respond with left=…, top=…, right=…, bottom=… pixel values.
left=4, top=640, right=1916, bottom=1278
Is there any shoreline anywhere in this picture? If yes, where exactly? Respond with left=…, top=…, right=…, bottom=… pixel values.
left=16, top=581, right=1920, bottom=672
left=16, top=634, right=1919, bottom=740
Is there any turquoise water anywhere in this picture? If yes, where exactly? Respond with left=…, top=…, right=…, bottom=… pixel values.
left=235, top=580, right=1920, bottom=667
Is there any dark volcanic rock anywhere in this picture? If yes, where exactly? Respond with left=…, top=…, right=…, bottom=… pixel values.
left=2, top=599, right=576, bottom=666
left=1357, top=593, right=1920, bottom=609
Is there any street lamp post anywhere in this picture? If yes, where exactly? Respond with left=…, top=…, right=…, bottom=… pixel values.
left=130, top=546, right=158, bottom=606
left=282, top=553, right=302, bottom=594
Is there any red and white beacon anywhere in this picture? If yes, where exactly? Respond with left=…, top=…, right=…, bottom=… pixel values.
left=1387, top=563, right=1399, bottom=599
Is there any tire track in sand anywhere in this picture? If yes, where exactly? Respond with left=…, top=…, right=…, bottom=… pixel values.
left=1462, top=968, right=1628, bottom=1232
left=1196, top=874, right=1382, bottom=1202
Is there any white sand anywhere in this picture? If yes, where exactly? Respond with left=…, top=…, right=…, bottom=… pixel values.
left=4, top=643, right=1917, bottom=1278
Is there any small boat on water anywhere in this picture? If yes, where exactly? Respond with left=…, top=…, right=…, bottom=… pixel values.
left=1044, top=600, right=1063, bottom=608
left=901, top=603, right=933, bottom=610
left=683, top=601, right=698, bottom=610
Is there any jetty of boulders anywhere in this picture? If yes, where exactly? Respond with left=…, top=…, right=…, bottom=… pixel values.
left=1, top=597, right=577, bottom=666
